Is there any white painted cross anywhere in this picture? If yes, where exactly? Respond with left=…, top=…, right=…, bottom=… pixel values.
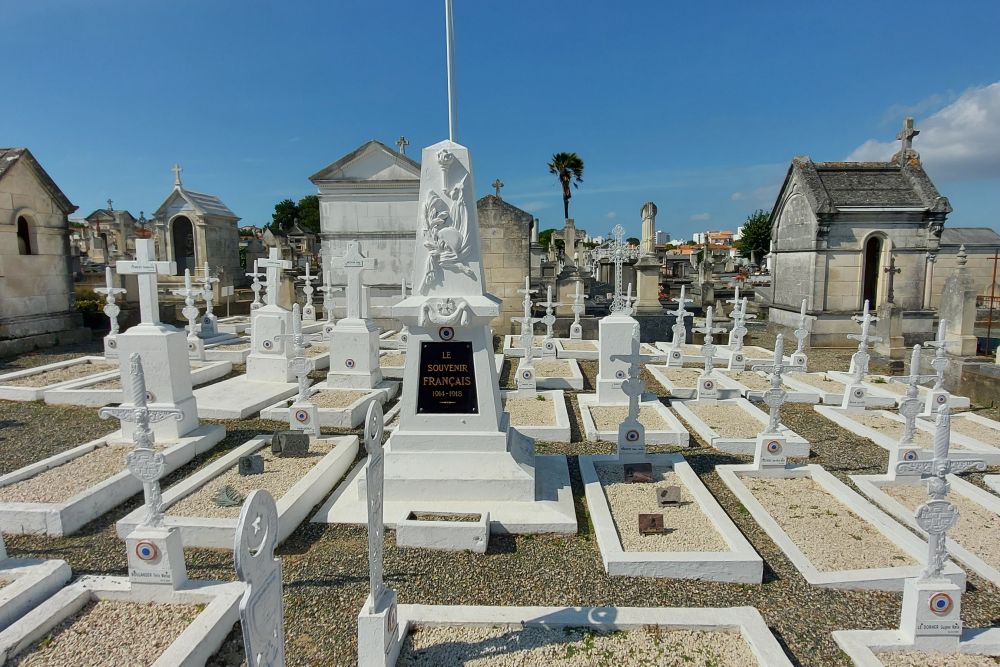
left=728, top=297, right=755, bottom=352
left=669, top=284, right=694, bottom=358
left=592, top=224, right=640, bottom=314
left=924, top=319, right=950, bottom=414
left=235, top=489, right=286, bottom=667
left=512, top=277, right=543, bottom=365
left=848, top=299, right=882, bottom=383
left=258, top=248, right=292, bottom=308
left=751, top=334, right=805, bottom=434
left=276, top=304, right=314, bottom=405
left=693, top=305, right=726, bottom=399
left=246, top=259, right=266, bottom=311
left=891, top=345, right=937, bottom=446
left=790, top=299, right=810, bottom=370
left=725, top=284, right=742, bottom=319
left=539, top=284, right=562, bottom=355
left=336, top=242, right=375, bottom=320
left=200, top=262, right=220, bottom=337
left=116, top=239, right=176, bottom=325
left=172, top=269, right=202, bottom=342
left=95, top=266, right=127, bottom=335
left=610, top=327, right=661, bottom=459
left=569, top=280, right=588, bottom=339
left=298, top=262, right=319, bottom=321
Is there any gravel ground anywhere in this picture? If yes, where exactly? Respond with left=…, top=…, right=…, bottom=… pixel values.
left=167, top=437, right=337, bottom=519
left=399, top=625, right=757, bottom=666
left=725, top=371, right=776, bottom=391
left=787, top=372, right=844, bottom=391
left=311, top=390, right=372, bottom=409
left=684, top=402, right=760, bottom=439
left=745, top=476, right=914, bottom=571
left=0, top=336, right=998, bottom=666
left=596, top=463, right=728, bottom=553
left=1, top=360, right=117, bottom=387
left=380, top=352, right=406, bottom=367
left=559, top=340, right=597, bottom=351
left=87, top=376, right=123, bottom=390
left=211, top=343, right=250, bottom=351
left=590, top=405, right=668, bottom=432
left=950, top=417, right=1000, bottom=444
left=855, top=414, right=938, bottom=448
left=527, top=359, right=574, bottom=378
left=306, top=343, right=328, bottom=358
left=505, top=396, right=557, bottom=426
left=8, top=599, right=201, bottom=667
left=877, top=650, right=1000, bottom=666
left=657, top=368, right=704, bottom=387
left=0, top=442, right=148, bottom=503
left=883, top=483, right=1000, bottom=570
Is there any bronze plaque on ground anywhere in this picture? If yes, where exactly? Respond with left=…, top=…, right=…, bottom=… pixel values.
left=657, top=485, right=682, bottom=507
left=638, top=513, right=665, bottom=535
left=624, top=462, right=653, bottom=483
left=416, top=341, right=478, bottom=414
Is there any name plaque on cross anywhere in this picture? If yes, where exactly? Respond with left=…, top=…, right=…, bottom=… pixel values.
left=416, top=341, right=478, bottom=414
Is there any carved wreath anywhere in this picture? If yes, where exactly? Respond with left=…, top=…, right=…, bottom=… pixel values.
left=417, top=150, right=476, bottom=292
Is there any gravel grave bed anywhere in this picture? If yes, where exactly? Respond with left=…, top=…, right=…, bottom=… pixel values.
left=531, top=359, right=574, bottom=378
left=512, top=336, right=546, bottom=346
left=727, top=372, right=775, bottom=391
left=876, top=651, right=1000, bottom=666
left=788, top=372, right=844, bottom=390
left=2, top=361, right=117, bottom=388
left=950, top=418, right=1000, bottom=444
left=0, top=443, right=155, bottom=504
left=865, top=376, right=909, bottom=395
left=559, top=340, right=597, bottom=351
left=9, top=599, right=201, bottom=667
left=659, top=368, right=704, bottom=386
left=685, top=402, right=760, bottom=438
left=596, top=463, right=728, bottom=553
left=166, top=437, right=336, bottom=519
left=398, top=625, right=757, bottom=666
left=883, top=483, right=1000, bottom=570
left=505, top=396, right=556, bottom=426
left=855, top=414, right=941, bottom=449
left=310, top=390, right=371, bottom=409
left=87, top=376, right=123, bottom=390
left=745, top=476, right=914, bottom=571
left=589, top=405, right=668, bottom=432
left=306, top=343, right=328, bottom=358
left=211, top=343, right=249, bottom=351
left=380, top=352, right=406, bottom=367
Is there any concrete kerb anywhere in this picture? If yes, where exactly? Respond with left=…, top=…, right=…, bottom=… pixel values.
left=42, top=359, right=233, bottom=408
left=378, top=350, right=406, bottom=380
left=260, top=385, right=389, bottom=429
left=379, top=329, right=405, bottom=350
left=502, top=334, right=545, bottom=358
left=576, top=393, right=689, bottom=446
left=0, top=575, right=243, bottom=666
left=395, top=511, right=490, bottom=553
left=116, top=435, right=358, bottom=549
left=515, top=357, right=584, bottom=391
left=985, top=475, right=1000, bottom=495
left=919, top=412, right=1000, bottom=463
left=717, top=463, right=967, bottom=591
left=203, top=337, right=251, bottom=364
left=391, top=604, right=794, bottom=667
left=653, top=342, right=725, bottom=366
left=833, top=627, right=1000, bottom=666
left=0, top=558, right=71, bottom=632
left=826, top=371, right=971, bottom=410
left=782, top=372, right=846, bottom=404
left=851, top=472, right=1000, bottom=589
left=0, top=424, right=225, bottom=536
left=501, top=390, right=571, bottom=442
left=580, top=453, right=762, bottom=581
left=646, top=365, right=741, bottom=400
left=718, top=370, right=821, bottom=404
left=553, top=338, right=598, bottom=360
left=671, top=398, right=809, bottom=457
left=215, top=315, right=250, bottom=335
left=0, top=357, right=118, bottom=401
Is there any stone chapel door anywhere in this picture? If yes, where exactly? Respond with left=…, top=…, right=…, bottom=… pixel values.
left=861, top=236, right=882, bottom=307
left=171, top=216, right=196, bottom=275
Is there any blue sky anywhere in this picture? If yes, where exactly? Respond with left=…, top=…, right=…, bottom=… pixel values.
left=4, top=1, right=1000, bottom=241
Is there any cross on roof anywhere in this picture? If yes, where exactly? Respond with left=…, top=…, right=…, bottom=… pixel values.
left=396, top=136, right=409, bottom=155
left=116, top=239, right=175, bottom=325
left=172, top=163, right=183, bottom=186
left=896, top=117, right=920, bottom=155
left=492, top=178, right=504, bottom=198
left=258, top=248, right=293, bottom=308
left=883, top=252, right=901, bottom=303
left=106, top=198, right=113, bottom=212
left=335, top=241, right=375, bottom=320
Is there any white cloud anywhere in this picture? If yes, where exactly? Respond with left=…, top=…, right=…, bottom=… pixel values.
left=730, top=192, right=746, bottom=201
left=518, top=200, right=549, bottom=213
left=879, top=92, right=950, bottom=126
left=605, top=211, right=617, bottom=219
left=689, top=212, right=711, bottom=221
left=847, top=81, right=1000, bottom=181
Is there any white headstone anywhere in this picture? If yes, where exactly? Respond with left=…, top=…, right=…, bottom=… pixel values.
left=328, top=242, right=381, bottom=389
left=278, top=304, right=318, bottom=435
left=95, top=266, right=126, bottom=358
left=200, top=262, right=220, bottom=338
left=568, top=279, right=588, bottom=340
left=692, top=306, right=725, bottom=400
left=298, top=262, right=319, bottom=322
left=843, top=299, right=882, bottom=410
left=790, top=298, right=809, bottom=370
left=749, top=335, right=804, bottom=469
left=116, top=240, right=175, bottom=326
left=247, top=249, right=296, bottom=383
left=236, top=489, right=286, bottom=667
left=173, top=269, right=206, bottom=360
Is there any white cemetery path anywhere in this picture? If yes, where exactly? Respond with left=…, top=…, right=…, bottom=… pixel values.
left=0, top=532, right=71, bottom=633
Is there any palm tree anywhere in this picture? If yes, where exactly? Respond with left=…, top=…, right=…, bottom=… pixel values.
left=547, top=152, right=584, bottom=220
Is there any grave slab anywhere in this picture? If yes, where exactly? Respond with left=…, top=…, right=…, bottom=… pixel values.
left=0, top=575, right=242, bottom=666
left=215, top=315, right=251, bottom=335
left=514, top=357, right=583, bottom=391
left=672, top=398, right=809, bottom=457
left=646, top=365, right=741, bottom=400
left=0, top=557, right=71, bottom=632
left=717, top=369, right=821, bottom=404
left=717, top=463, right=966, bottom=590
left=116, top=435, right=358, bottom=549
left=653, top=341, right=725, bottom=366
left=852, top=472, right=1000, bottom=589
left=580, top=453, right=762, bottom=581
left=577, top=393, right=689, bottom=445
left=193, top=375, right=300, bottom=419
left=833, top=627, right=1000, bottom=666
left=501, top=390, right=571, bottom=442
left=0, top=357, right=118, bottom=401
left=42, top=359, right=232, bottom=407
left=717, top=344, right=789, bottom=366
left=0, top=425, right=225, bottom=536
left=395, top=511, right=489, bottom=553
left=260, top=384, right=394, bottom=429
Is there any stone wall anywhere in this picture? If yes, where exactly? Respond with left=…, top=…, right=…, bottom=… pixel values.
left=478, top=196, right=531, bottom=333
left=0, top=158, right=86, bottom=353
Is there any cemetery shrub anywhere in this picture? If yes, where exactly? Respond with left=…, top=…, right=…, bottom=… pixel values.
left=74, top=287, right=106, bottom=329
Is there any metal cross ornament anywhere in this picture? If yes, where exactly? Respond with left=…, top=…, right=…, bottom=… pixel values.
left=98, top=353, right=183, bottom=528
left=172, top=268, right=203, bottom=344
left=492, top=178, right=504, bottom=198
left=751, top=334, right=805, bottom=434
left=247, top=260, right=266, bottom=311
left=95, top=266, right=127, bottom=335
left=591, top=225, right=640, bottom=314
left=848, top=299, right=882, bottom=383
left=693, top=306, right=726, bottom=377
left=275, top=304, right=313, bottom=404
left=891, top=345, right=938, bottom=445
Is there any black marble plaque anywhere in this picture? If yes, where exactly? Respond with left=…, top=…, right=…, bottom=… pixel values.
left=239, top=454, right=265, bottom=476
left=416, top=341, right=478, bottom=414
left=271, top=431, right=310, bottom=457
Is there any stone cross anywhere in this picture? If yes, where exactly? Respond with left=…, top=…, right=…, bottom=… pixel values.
left=363, top=400, right=388, bottom=610
left=116, top=239, right=175, bottom=325
left=592, top=224, right=640, bottom=314
left=336, top=242, right=375, bottom=320
left=246, top=259, right=266, bottom=311
left=894, top=405, right=985, bottom=580
left=235, top=489, right=286, bottom=667
left=200, top=262, right=220, bottom=336
left=258, top=248, right=293, bottom=308
left=791, top=299, right=810, bottom=368
left=512, top=277, right=542, bottom=360
left=172, top=163, right=183, bottom=186
left=670, top=285, right=693, bottom=348
left=897, top=116, right=920, bottom=155
left=297, top=262, right=319, bottom=320
left=609, top=329, right=659, bottom=458
left=693, top=306, right=726, bottom=377
left=726, top=284, right=742, bottom=319
left=99, top=353, right=183, bottom=528
left=848, top=299, right=882, bottom=383
left=173, top=269, right=203, bottom=343
left=395, top=136, right=408, bottom=155
left=95, top=266, right=126, bottom=335
left=396, top=278, right=410, bottom=344
left=539, top=284, right=561, bottom=351
left=492, top=178, right=504, bottom=198
left=276, top=304, right=313, bottom=404
left=751, top=334, right=805, bottom=434
left=883, top=252, right=902, bottom=304
left=891, top=345, right=938, bottom=446
left=926, top=318, right=949, bottom=392
left=727, top=297, right=754, bottom=352
left=318, top=259, right=341, bottom=326
left=569, top=280, right=588, bottom=339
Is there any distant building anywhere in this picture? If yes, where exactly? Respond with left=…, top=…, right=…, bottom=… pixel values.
left=655, top=230, right=670, bottom=245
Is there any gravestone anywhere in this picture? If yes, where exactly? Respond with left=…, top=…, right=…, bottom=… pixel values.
left=726, top=294, right=754, bottom=371
left=539, top=285, right=561, bottom=357
left=278, top=304, right=318, bottom=435
left=298, top=262, right=319, bottom=322
left=328, top=242, right=382, bottom=389
left=512, top=278, right=541, bottom=396
left=886, top=345, right=937, bottom=480
left=239, top=454, right=265, bottom=476
left=610, top=332, right=658, bottom=459
left=247, top=248, right=296, bottom=383
left=939, top=246, right=978, bottom=356
left=597, top=284, right=640, bottom=404
left=271, top=431, right=310, bottom=457
left=658, top=486, right=682, bottom=507
left=199, top=262, right=220, bottom=339
left=235, top=489, right=286, bottom=667
left=638, top=513, right=665, bottom=535
left=749, top=334, right=804, bottom=470
left=95, top=266, right=126, bottom=358
left=246, top=260, right=265, bottom=313
left=789, top=299, right=810, bottom=370
left=319, top=255, right=341, bottom=339
left=568, top=279, right=588, bottom=340
left=173, top=269, right=206, bottom=360
left=693, top=306, right=725, bottom=400
left=843, top=300, right=881, bottom=411
left=923, top=320, right=951, bottom=415
left=666, top=285, right=693, bottom=367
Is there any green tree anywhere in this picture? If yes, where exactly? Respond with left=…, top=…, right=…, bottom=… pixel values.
left=547, top=152, right=584, bottom=220
left=270, top=198, right=298, bottom=232
left=296, top=195, right=321, bottom=234
left=538, top=228, right=556, bottom=251
left=626, top=237, right=641, bottom=246
left=736, top=209, right=772, bottom=260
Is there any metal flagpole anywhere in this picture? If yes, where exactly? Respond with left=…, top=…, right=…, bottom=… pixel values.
left=445, top=0, right=457, bottom=142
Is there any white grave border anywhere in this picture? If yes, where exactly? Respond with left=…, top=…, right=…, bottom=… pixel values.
left=576, top=393, right=688, bottom=446
left=671, top=397, right=809, bottom=457
left=0, top=357, right=119, bottom=402
left=646, top=364, right=742, bottom=401
left=717, top=369, right=821, bottom=404
left=826, top=370, right=971, bottom=410
left=513, top=356, right=583, bottom=391
left=0, top=556, right=71, bottom=632
left=500, top=389, right=571, bottom=443
left=833, top=626, right=1000, bottom=667
left=260, top=385, right=391, bottom=429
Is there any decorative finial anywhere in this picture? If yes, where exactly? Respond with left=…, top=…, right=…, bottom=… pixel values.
left=957, top=244, right=968, bottom=267
left=172, top=163, right=183, bottom=187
